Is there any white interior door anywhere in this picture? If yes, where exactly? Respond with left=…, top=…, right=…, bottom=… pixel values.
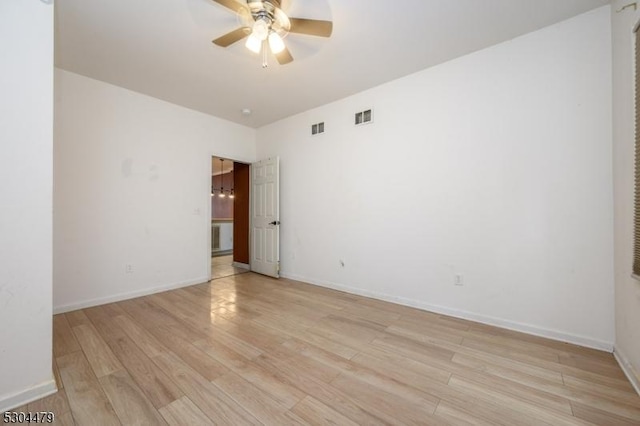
left=250, top=157, right=280, bottom=278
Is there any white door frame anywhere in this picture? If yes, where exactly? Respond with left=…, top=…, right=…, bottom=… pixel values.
left=208, top=155, right=251, bottom=281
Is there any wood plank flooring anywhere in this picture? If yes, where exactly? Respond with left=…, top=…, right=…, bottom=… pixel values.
left=4, top=272, right=640, bottom=425
left=211, top=254, right=249, bottom=280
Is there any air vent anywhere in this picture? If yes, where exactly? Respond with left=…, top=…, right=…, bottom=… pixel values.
left=311, top=122, right=325, bottom=135
left=355, top=109, right=373, bottom=126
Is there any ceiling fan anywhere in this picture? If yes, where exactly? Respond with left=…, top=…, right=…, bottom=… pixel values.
left=211, top=0, right=333, bottom=66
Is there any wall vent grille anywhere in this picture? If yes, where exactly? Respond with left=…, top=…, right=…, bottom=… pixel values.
left=355, top=109, right=373, bottom=125
left=311, top=122, right=325, bottom=135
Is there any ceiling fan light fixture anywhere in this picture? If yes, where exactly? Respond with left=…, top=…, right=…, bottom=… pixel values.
left=245, top=34, right=262, bottom=53
left=252, top=18, right=270, bottom=41
left=211, top=0, right=333, bottom=66
left=268, top=32, right=285, bottom=54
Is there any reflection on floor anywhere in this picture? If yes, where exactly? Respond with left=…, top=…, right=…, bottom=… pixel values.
left=211, top=254, right=248, bottom=280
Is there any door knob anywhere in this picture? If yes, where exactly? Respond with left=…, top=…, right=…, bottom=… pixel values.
left=269, top=220, right=280, bottom=225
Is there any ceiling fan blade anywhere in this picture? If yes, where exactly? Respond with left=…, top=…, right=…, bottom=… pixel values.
left=212, top=27, right=250, bottom=47
left=211, top=0, right=248, bottom=13
left=275, top=46, right=294, bottom=65
left=289, top=18, right=333, bottom=37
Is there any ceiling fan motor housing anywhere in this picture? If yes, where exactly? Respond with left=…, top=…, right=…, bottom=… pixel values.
left=248, top=0, right=277, bottom=20
left=247, top=0, right=281, bottom=9
left=246, top=0, right=291, bottom=36
left=211, top=0, right=333, bottom=65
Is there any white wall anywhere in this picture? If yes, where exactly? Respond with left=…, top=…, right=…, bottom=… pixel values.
left=257, top=7, right=615, bottom=350
left=54, top=70, right=256, bottom=312
left=611, top=0, right=640, bottom=392
left=0, top=0, right=56, bottom=411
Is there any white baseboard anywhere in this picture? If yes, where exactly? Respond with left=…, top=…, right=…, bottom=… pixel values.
left=0, top=379, right=57, bottom=413
left=614, top=347, right=640, bottom=396
left=53, top=276, right=210, bottom=314
left=281, top=272, right=614, bottom=352
left=232, top=262, right=250, bottom=269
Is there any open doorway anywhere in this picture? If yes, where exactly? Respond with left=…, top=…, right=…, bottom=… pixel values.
left=211, top=156, right=250, bottom=279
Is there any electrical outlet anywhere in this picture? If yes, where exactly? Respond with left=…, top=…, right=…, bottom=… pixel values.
left=125, top=264, right=134, bottom=274
left=454, top=274, right=464, bottom=286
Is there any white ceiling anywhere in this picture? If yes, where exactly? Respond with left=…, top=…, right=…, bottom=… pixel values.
left=55, top=0, right=610, bottom=128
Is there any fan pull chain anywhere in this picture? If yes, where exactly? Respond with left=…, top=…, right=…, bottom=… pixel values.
left=262, top=40, right=268, bottom=68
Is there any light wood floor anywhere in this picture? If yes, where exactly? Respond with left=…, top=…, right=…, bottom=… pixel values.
left=6, top=272, right=640, bottom=425
left=212, top=254, right=249, bottom=280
